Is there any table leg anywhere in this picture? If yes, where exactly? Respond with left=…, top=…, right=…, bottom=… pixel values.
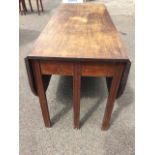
left=36, top=0, right=40, bottom=15
left=21, top=0, right=26, bottom=15
left=32, top=61, right=51, bottom=127
left=28, top=0, right=33, bottom=12
left=22, top=0, right=27, bottom=12
left=101, top=64, right=124, bottom=130
left=73, top=63, right=81, bottom=129
left=40, top=0, right=44, bottom=12
left=19, top=3, right=21, bottom=14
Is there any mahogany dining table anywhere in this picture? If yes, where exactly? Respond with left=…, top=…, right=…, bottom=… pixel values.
left=25, top=3, right=131, bottom=130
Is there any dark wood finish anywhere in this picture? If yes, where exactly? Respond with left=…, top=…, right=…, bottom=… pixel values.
left=25, top=3, right=131, bottom=130
left=19, top=0, right=26, bottom=15
left=101, top=64, right=124, bottom=130
left=29, top=4, right=128, bottom=60
left=28, top=0, right=33, bottom=12
left=40, top=60, right=122, bottom=77
left=40, top=0, right=44, bottom=12
left=73, top=63, right=81, bottom=129
left=36, top=0, right=43, bottom=15
left=22, top=0, right=27, bottom=12
left=31, top=60, right=51, bottom=127
left=81, top=62, right=116, bottom=77
left=25, top=58, right=51, bottom=96
left=19, top=0, right=43, bottom=15
left=36, top=0, right=40, bottom=15
left=40, top=60, right=73, bottom=75
left=19, top=1, right=21, bottom=13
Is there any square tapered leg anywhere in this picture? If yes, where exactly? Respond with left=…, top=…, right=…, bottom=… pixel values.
left=32, top=61, right=51, bottom=127
left=73, top=63, right=81, bottom=129
left=102, top=64, right=125, bottom=130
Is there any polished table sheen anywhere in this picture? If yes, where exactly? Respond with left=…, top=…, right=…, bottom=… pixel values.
left=25, top=3, right=131, bottom=130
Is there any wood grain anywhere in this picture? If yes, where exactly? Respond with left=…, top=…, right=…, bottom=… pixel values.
left=24, top=3, right=131, bottom=129
left=31, top=60, right=51, bottom=127
left=40, top=60, right=73, bottom=75
left=28, top=3, right=128, bottom=60
left=101, top=63, right=125, bottom=130
left=73, top=63, right=81, bottom=129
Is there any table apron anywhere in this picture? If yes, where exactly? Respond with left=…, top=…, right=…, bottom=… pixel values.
left=39, top=60, right=120, bottom=77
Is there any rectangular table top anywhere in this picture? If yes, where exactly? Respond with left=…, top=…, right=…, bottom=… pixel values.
left=28, top=3, right=129, bottom=61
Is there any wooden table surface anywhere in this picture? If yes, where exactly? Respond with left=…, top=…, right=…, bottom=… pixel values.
left=28, top=3, right=128, bottom=61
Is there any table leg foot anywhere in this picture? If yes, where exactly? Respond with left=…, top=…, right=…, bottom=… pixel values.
left=101, top=123, right=109, bottom=131
left=45, top=121, right=52, bottom=127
